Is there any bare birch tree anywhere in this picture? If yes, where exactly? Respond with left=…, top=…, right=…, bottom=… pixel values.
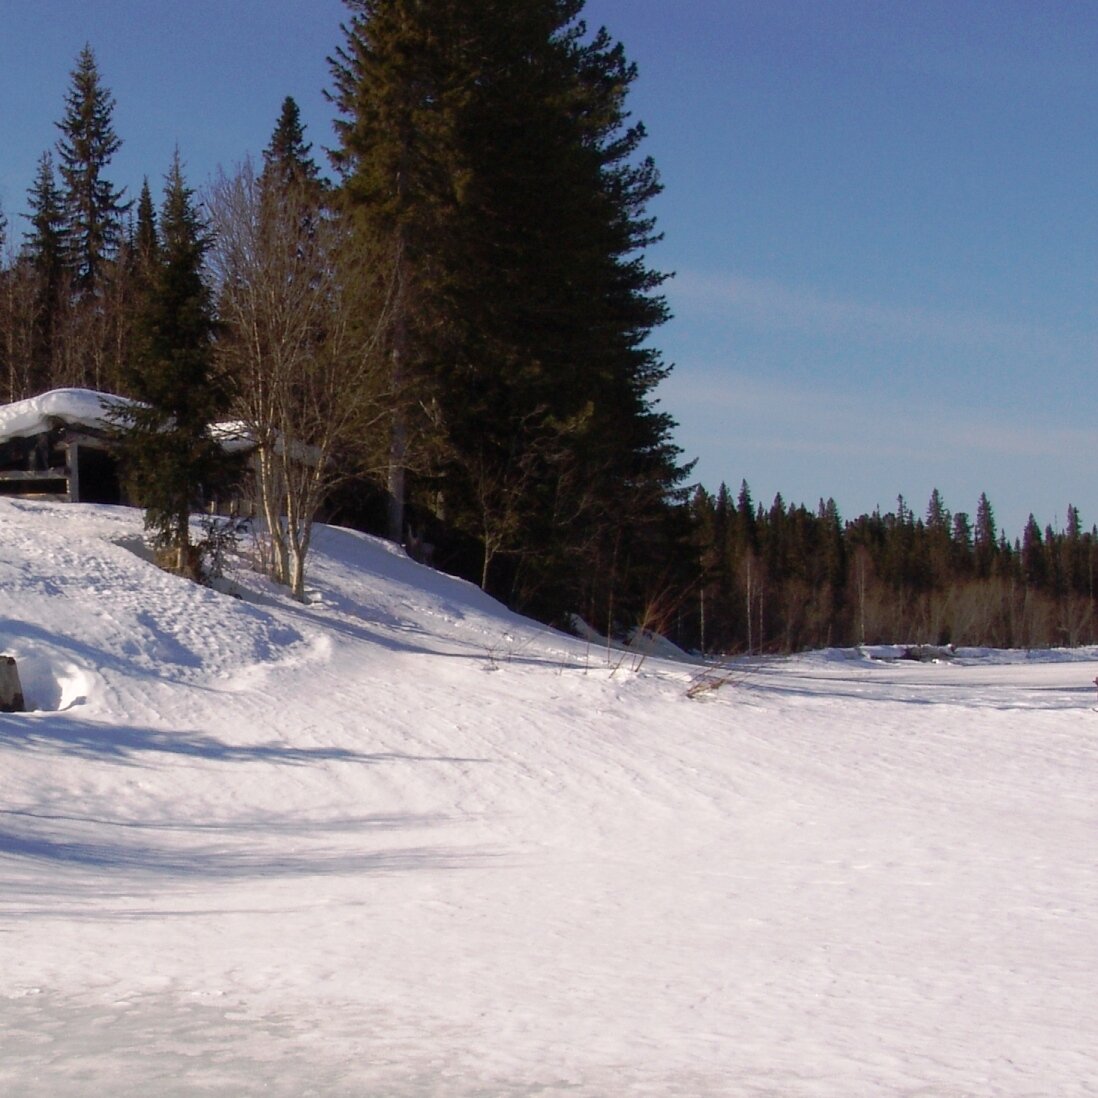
left=206, top=160, right=391, bottom=599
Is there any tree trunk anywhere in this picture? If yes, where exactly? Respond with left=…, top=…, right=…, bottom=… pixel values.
left=386, top=233, right=409, bottom=545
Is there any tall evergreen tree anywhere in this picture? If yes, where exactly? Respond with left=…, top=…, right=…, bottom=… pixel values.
left=24, top=153, right=68, bottom=287
left=56, top=45, right=129, bottom=296
left=0, top=200, right=9, bottom=396
left=105, top=177, right=161, bottom=397
left=330, top=0, right=687, bottom=620
left=134, top=178, right=159, bottom=270
left=974, top=492, right=997, bottom=579
left=116, top=153, right=230, bottom=575
left=21, top=152, right=70, bottom=391
left=329, top=1, right=462, bottom=544
left=1021, top=514, right=1047, bottom=587
left=262, top=96, right=322, bottom=192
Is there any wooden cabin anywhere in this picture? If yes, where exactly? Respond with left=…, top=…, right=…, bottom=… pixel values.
left=0, top=390, right=127, bottom=505
left=0, top=389, right=255, bottom=511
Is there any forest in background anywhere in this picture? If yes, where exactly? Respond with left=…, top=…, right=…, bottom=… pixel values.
left=0, top=1, right=1090, bottom=655
left=685, top=484, right=1098, bottom=654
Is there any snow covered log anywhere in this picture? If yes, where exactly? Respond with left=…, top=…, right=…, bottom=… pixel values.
left=0, top=655, right=25, bottom=712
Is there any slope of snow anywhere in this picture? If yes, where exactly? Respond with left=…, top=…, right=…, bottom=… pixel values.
left=1, top=498, right=1095, bottom=1096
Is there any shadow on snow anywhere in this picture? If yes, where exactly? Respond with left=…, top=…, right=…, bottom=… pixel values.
left=0, top=711, right=490, bottom=767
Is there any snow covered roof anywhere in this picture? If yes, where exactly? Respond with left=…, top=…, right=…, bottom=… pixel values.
left=0, top=389, right=257, bottom=455
left=0, top=388, right=124, bottom=441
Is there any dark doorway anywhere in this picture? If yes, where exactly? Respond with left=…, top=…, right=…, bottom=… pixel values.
left=76, top=446, right=123, bottom=504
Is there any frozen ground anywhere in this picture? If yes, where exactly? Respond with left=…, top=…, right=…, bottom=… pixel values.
left=0, top=498, right=1095, bottom=1097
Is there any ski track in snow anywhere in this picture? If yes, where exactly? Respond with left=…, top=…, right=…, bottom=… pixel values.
left=0, top=499, right=1096, bottom=1096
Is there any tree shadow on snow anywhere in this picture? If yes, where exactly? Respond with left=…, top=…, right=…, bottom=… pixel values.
left=0, top=711, right=489, bottom=768
left=0, top=829, right=488, bottom=881
left=0, top=807, right=495, bottom=883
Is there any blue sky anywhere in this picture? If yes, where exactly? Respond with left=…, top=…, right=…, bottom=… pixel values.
left=2, top=1, right=1095, bottom=538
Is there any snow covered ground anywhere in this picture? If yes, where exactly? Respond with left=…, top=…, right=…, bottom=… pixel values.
left=1, top=498, right=1095, bottom=1097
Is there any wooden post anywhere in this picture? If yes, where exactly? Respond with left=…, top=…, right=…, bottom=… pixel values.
left=66, top=440, right=80, bottom=503
left=1, top=656, right=25, bottom=713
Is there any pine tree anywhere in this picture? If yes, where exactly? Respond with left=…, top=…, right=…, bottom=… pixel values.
left=22, top=152, right=69, bottom=391
left=134, top=178, right=159, bottom=271
left=1021, top=514, right=1047, bottom=588
left=925, top=488, right=949, bottom=531
left=974, top=492, right=997, bottom=579
left=24, top=153, right=68, bottom=288
left=116, top=154, right=230, bottom=576
left=55, top=45, right=129, bottom=297
left=950, top=511, right=973, bottom=579
left=330, top=0, right=687, bottom=619
left=262, top=96, right=322, bottom=192
left=105, top=177, right=161, bottom=398
left=329, top=0, right=463, bottom=544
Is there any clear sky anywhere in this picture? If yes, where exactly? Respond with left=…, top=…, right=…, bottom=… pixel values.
left=2, top=0, right=1095, bottom=539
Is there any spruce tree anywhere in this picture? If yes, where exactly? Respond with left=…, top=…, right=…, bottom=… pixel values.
left=262, top=96, right=322, bottom=192
left=106, top=177, right=161, bottom=398
left=134, top=178, right=159, bottom=271
left=330, top=0, right=687, bottom=619
left=24, top=153, right=68, bottom=289
left=329, top=0, right=466, bottom=545
left=116, top=154, right=230, bottom=576
left=0, top=200, right=8, bottom=396
left=1022, top=515, right=1047, bottom=588
left=974, top=492, right=997, bottom=579
left=22, top=152, right=69, bottom=391
left=55, top=45, right=128, bottom=297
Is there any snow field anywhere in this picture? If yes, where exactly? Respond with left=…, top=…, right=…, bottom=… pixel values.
left=1, top=498, right=1095, bottom=1096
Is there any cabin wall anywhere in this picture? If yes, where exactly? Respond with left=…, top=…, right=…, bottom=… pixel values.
left=0, top=428, right=71, bottom=501
left=0, top=426, right=126, bottom=505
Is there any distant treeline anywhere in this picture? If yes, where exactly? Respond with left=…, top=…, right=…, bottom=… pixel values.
left=679, top=483, right=1098, bottom=654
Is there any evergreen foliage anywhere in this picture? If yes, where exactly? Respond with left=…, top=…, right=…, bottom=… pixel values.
left=0, top=200, right=8, bottom=398
left=262, top=96, right=323, bottom=192
left=683, top=485, right=1098, bottom=654
left=115, top=154, right=231, bottom=575
left=55, top=44, right=129, bottom=296
left=134, top=178, right=159, bottom=272
left=330, top=0, right=689, bottom=625
left=24, top=153, right=68, bottom=300
left=20, top=153, right=69, bottom=392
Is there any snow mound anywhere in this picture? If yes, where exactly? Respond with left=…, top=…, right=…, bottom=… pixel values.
left=9, top=654, right=91, bottom=712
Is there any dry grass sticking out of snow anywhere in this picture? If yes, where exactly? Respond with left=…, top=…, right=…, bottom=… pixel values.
left=1, top=498, right=1096, bottom=1097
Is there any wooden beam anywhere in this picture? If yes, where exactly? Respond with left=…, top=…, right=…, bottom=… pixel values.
left=67, top=441, right=79, bottom=502
left=0, top=469, right=67, bottom=481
